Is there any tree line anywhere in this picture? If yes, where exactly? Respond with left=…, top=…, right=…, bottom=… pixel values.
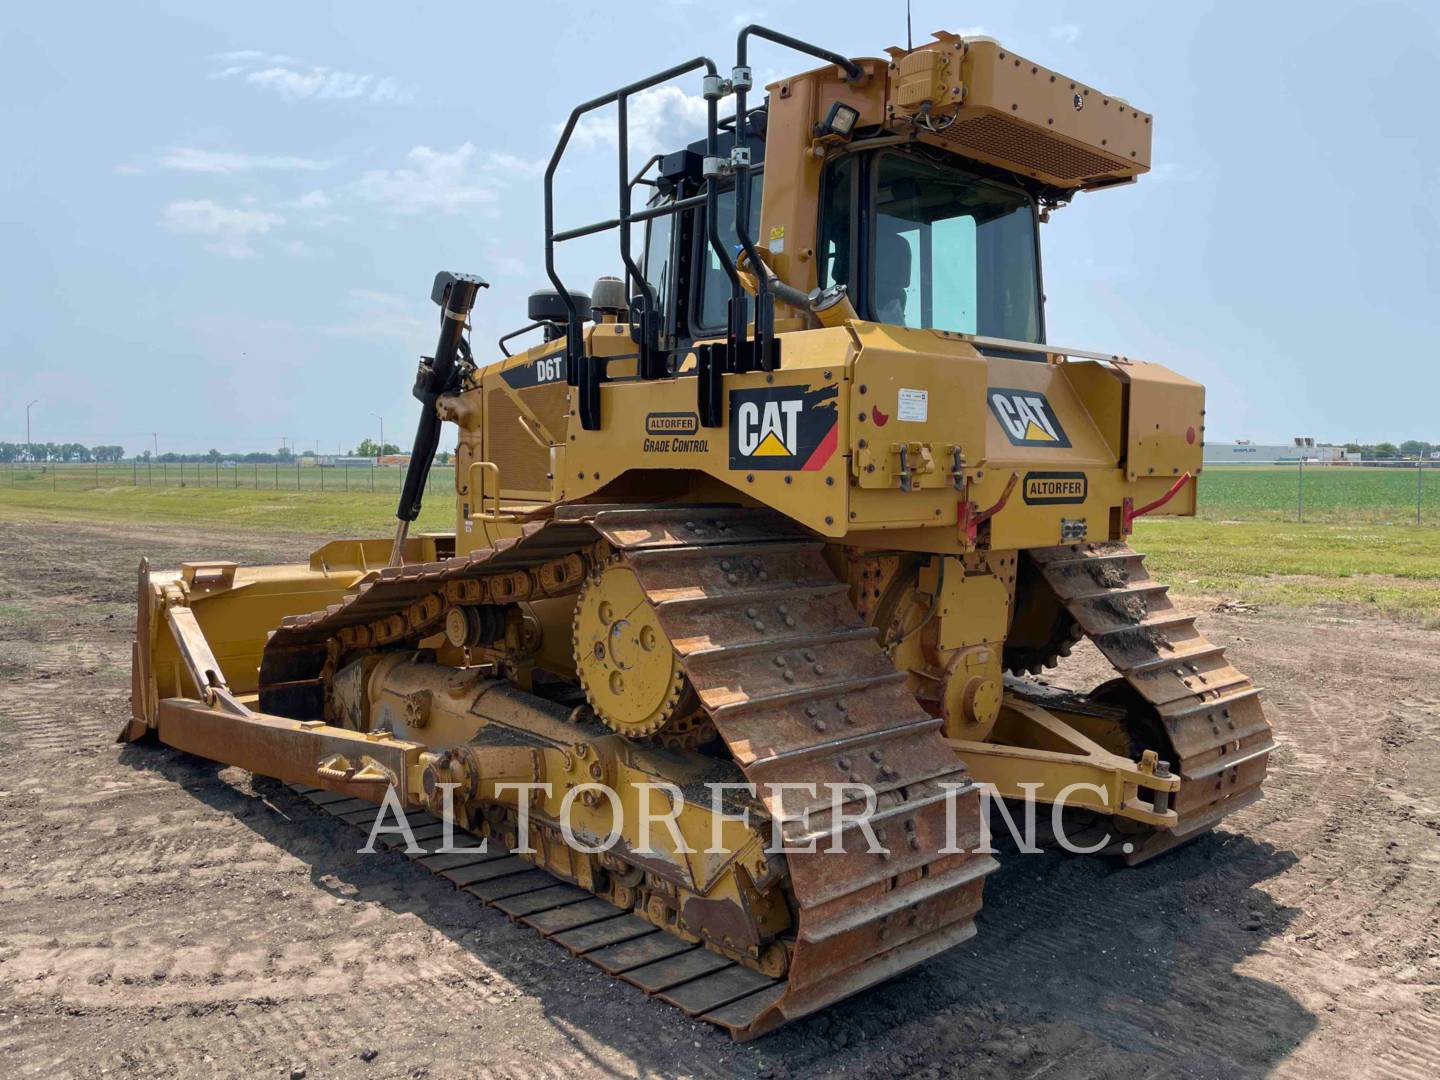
left=1342, top=440, right=1436, bottom=459
left=0, top=442, right=126, bottom=463
left=2, top=440, right=452, bottom=465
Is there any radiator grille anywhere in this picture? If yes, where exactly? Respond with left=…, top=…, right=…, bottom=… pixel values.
left=485, top=389, right=550, bottom=494
left=940, top=113, right=1124, bottom=182
left=518, top=382, right=570, bottom=443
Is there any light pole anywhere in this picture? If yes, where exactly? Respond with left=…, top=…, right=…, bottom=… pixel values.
left=370, top=413, right=384, bottom=463
left=25, top=400, right=38, bottom=462
left=152, top=432, right=158, bottom=460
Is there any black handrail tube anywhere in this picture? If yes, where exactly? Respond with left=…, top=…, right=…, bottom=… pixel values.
left=543, top=56, right=718, bottom=403
left=630, top=153, right=664, bottom=189
left=732, top=26, right=862, bottom=370
left=619, top=96, right=668, bottom=379
left=624, top=153, right=666, bottom=346
left=617, top=93, right=643, bottom=323
left=700, top=82, right=746, bottom=417
left=554, top=218, right=622, bottom=243
left=497, top=321, right=544, bottom=358
left=633, top=192, right=708, bottom=223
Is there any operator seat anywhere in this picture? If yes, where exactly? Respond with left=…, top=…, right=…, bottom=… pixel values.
left=874, top=231, right=913, bottom=327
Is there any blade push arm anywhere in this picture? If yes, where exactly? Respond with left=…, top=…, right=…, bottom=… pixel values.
left=389, top=271, right=487, bottom=566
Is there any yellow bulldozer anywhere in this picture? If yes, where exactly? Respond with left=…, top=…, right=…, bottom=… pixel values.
left=123, top=27, right=1273, bottom=1039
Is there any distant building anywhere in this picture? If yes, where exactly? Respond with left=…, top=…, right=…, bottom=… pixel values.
left=376, top=454, right=411, bottom=467
left=1204, top=438, right=1342, bottom=463
left=312, top=455, right=377, bottom=467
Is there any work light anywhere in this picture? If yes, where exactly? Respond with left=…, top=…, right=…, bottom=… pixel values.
left=820, top=101, right=859, bottom=139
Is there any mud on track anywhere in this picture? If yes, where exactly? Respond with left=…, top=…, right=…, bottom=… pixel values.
left=0, top=518, right=1437, bottom=1079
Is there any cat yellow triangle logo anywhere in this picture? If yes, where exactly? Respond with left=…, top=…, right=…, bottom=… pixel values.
left=752, top=431, right=791, bottom=456
left=987, top=388, right=1072, bottom=448
left=1023, top=419, right=1057, bottom=442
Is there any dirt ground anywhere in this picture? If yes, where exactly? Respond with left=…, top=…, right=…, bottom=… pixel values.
left=1, top=517, right=1437, bottom=1079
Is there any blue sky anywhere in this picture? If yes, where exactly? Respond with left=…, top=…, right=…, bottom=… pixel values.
left=1, top=1, right=1436, bottom=455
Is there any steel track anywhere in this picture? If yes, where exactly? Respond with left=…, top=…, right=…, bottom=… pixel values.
left=1027, top=541, right=1274, bottom=863
left=262, top=505, right=998, bottom=1038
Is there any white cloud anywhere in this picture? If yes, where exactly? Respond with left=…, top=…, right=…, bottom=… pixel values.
left=209, top=51, right=415, bottom=104
left=1148, top=162, right=1200, bottom=184
left=159, top=148, right=331, bottom=173
left=482, top=240, right=527, bottom=278
left=162, top=199, right=284, bottom=258
left=289, top=189, right=332, bottom=209
left=349, top=143, right=500, bottom=214
left=325, top=289, right=431, bottom=339
left=283, top=188, right=350, bottom=226
left=349, top=288, right=408, bottom=306
left=487, top=151, right=548, bottom=177
left=279, top=238, right=329, bottom=258
left=572, top=85, right=710, bottom=159
left=1050, top=24, right=1081, bottom=45
left=212, top=49, right=299, bottom=65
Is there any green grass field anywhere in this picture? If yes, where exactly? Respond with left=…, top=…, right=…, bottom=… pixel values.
left=1195, top=464, right=1437, bottom=523
left=0, top=482, right=456, bottom=537
left=1137, top=519, right=1438, bottom=624
left=2, top=463, right=1436, bottom=624
left=2, top=460, right=436, bottom=496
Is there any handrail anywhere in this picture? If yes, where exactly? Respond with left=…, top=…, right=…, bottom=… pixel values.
left=543, top=56, right=720, bottom=427
left=623, top=153, right=665, bottom=365
left=466, top=461, right=520, bottom=523
left=497, top=321, right=545, bottom=358
left=539, top=27, right=862, bottom=426
left=732, top=26, right=863, bottom=372
left=1123, top=472, right=1192, bottom=534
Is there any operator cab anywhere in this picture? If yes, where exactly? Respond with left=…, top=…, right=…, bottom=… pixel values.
left=642, top=121, right=1046, bottom=352
left=535, top=29, right=1149, bottom=430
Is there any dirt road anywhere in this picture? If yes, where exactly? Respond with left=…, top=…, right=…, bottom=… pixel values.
left=1, top=518, right=1436, bottom=1078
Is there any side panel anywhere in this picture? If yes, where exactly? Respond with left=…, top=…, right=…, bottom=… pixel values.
left=482, top=341, right=572, bottom=504
left=456, top=322, right=1202, bottom=554
left=480, top=326, right=858, bottom=541
left=1120, top=360, right=1205, bottom=486
left=843, top=326, right=1200, bottom=552
left=847, top=325, right=987, bottom=532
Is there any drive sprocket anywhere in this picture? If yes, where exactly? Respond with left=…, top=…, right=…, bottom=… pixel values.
left=1003, top=552, right=1083, bottom=675
left=571, top=554, right=700, bottom=741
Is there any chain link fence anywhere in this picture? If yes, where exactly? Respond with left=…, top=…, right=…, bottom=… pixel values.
left=4, top=459, right=1436, bottom=525
left=1196, top=462, right=1436, bottom=525
left=4, top=460, right=447, bottom=496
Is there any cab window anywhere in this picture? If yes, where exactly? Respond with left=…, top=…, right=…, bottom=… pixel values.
left=641, top=196, right=674, bottom=318
left=695, top=173, right=762, bottom=331
left=871, top=153, right=1041, bottom=341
